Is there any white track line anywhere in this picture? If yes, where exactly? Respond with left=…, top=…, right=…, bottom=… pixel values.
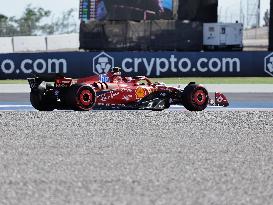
left=0, top=105, right=33, bottom=108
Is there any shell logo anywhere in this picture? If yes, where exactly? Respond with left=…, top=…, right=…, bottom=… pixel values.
left=135, top=87, right=146, bottom=99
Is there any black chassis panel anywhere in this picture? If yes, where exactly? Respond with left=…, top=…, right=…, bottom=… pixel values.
left=94, top=90, right=183, bottom=111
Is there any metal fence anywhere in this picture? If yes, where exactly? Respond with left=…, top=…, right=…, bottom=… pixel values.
left=0, top=23, right=79, bottom=38
left=243, top=27, right=269, bottom=50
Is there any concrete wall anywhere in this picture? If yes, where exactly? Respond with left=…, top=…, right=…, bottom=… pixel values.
left=13, top=36, right=47, bottom=52
left=0, top=34, right=79, bottom=54
left=0, top=37, right=13, bottom=53
left=244, top=27, right=269, bottom=40
left=46, top=34, right=79, bottom=51
left=0, top=29, right=269, bottom=53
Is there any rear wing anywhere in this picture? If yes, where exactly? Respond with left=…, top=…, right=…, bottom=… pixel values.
left=27, top=73, right=65, bottom=89
left=27, top=78, right=44, bottom=89
left=28, top=74, right=73, bottom=90
left=29, top=73, right=65, bottom=81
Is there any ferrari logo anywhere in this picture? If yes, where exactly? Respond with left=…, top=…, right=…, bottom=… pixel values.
left=136, top=87, right=146, bottom=98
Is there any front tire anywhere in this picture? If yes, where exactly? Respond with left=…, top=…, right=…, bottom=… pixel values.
left=183, top=84, right=209, bottom=111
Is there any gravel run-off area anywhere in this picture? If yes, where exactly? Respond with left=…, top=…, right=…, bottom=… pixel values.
left=0, top=111, right=273, bottom=205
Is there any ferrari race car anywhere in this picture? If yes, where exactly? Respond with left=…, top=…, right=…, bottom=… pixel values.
left=28, top=67, right=229, bottom=111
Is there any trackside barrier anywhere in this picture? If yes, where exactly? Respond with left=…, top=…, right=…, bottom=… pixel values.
left=0, top=37, right=13, bottom=53
left=0, top=34, right=80, bottom=53
left=13, top=36, right=46, bottom=52
left=46, top=34, right=79, bottom=51
left=0, top=51, right=273, bottom=79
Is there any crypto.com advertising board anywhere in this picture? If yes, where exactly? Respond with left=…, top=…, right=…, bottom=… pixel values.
left=0, top=51, right=273, bottom=79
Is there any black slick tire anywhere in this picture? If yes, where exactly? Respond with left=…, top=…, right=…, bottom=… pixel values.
left=183, top=84, right=209, bottom=111
left=65, top=84, right=96, bottom=111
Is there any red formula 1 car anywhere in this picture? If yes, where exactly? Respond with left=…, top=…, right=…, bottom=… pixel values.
left=28, top=67, right=229, bottom=111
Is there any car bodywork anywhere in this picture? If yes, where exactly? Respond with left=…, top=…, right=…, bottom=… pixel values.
left=28, top=69, right=229, bottom=111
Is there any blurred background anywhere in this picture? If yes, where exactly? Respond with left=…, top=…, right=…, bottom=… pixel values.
left=0, top=0, right=271, bottom=52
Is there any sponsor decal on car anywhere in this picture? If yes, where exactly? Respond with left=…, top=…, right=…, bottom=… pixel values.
left=99, top=74, right=110, bottom=83
left=135, top=87, right=146, bottom=99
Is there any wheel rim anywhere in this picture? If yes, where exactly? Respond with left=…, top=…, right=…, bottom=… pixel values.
left=193, top=89, right=207, bottom=106
left=79, top=90, right=93, bottom=106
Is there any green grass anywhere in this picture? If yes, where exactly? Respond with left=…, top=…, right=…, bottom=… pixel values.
left=0, top=77, right=273, bottom=84
left=150, top=77, right=273, bottom=84
left=0, top=80, right=27, bottom=84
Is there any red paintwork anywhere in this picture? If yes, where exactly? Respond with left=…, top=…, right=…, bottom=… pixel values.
left=73, top=71, right=176, bottom=106
left=55, top=78, right=72, bottom=88
left=53, top=71, right=229, bottom=108
left=215, top=92, right=229, bottom=107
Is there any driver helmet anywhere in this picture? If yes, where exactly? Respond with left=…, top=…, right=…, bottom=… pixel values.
left=112, top=67, right=122, bottom=76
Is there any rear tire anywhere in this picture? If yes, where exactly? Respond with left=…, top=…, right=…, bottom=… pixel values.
left=30, top=86, right=56, bottom=111
left=65, top=84, right=96, bottom=111
left=183, top=84, right=208, bottom=111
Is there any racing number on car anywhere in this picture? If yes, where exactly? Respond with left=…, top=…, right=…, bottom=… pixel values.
left=136, top=87, right=146, bottom=99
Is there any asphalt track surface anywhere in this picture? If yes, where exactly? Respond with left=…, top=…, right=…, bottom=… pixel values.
left=0, top=111, right=273, bottom=205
